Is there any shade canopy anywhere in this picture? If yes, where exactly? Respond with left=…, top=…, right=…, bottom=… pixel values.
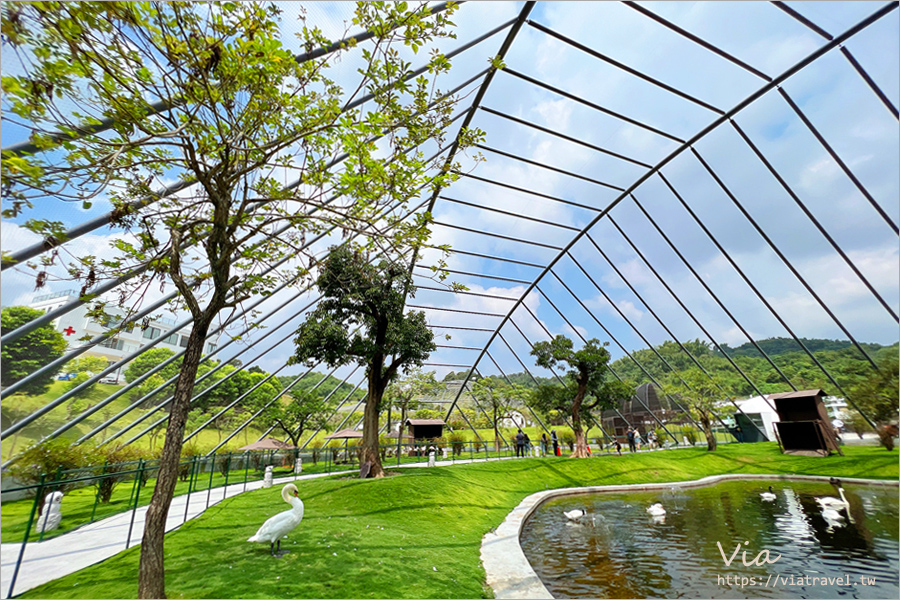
left=324, top=428, right=364, bottom=440
left=239, top=438, right=296, bottom=451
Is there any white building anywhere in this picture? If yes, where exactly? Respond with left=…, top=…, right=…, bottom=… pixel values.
left=29, top=290, right=218, bottom=381
left=734, top=395, right=781, bottom=441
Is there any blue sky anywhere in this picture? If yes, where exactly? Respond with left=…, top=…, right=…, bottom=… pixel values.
left=2, top=1, right=897, bottom=392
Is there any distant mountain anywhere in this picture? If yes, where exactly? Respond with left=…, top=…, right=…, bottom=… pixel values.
left=717, top=337, right=891, bottom=358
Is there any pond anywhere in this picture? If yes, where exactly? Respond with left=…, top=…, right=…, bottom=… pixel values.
left=520, top=479, right=898, bottom=599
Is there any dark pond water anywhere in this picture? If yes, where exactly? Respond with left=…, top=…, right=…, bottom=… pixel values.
left=520, top=480, right=899, bottom=599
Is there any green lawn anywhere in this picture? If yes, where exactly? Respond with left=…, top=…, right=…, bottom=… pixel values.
left=17, top=443, right=898, bottom=599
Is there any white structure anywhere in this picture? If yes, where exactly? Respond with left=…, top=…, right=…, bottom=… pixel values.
left=29, top=289, right=219, bottom=381
left=36, top=491, right=63, bottom=533
left=734, top=396, right=781, bottom=440
left=823, top=396, right=848, bottom=420
left=263, top=465, right=274, bottom=488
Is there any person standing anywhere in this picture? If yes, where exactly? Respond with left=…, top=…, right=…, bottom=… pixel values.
left=515, top=429, right=526, bottom=457
left=626, top=427, right=636, bottom=453
left=523, top=432, right=532, bottom=456
left=540, top=432, right=549, bottom=456
left=551, top=430, right=559, bottom=456
left=634, top=430, right=643, bottom=451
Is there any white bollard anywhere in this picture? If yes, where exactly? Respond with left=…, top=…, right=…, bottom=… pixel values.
left=683, top=436, right=689, bottom=446
left=428, top=451, right=435, bottom=467
left=442, top=448, right=449, bottom=460
left=263, top=465, right=274, bottom=488
left=294, top=457, right=302, bottom=474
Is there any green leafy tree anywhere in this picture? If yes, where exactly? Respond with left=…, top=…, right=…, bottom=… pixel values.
left=470, top=378, right=529, bottom=451
left=847, top=353, right=898, bottom=450
left=1, top=306, right=68, bottom=395
left=265, top=389, right=332, bottom=448
left=1, top=2, right=479, bottom=595
left=65, top=355, right=110, bottom=377
left=384, top=368, right=439, bottom=443
left=530, top=336, right=625, bottom=458
left=291, top=245, right=437, bottom=478
left=663, top=369, right=735, bottom=451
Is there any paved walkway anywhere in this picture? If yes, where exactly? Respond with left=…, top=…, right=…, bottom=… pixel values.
left=0, top=455, right=516, bottom=598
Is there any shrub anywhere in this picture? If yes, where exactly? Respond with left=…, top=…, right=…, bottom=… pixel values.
left=447, top=430, right=466, bottom=456
left=558, top=428, right=576, bottom=451
left=655, top=427, right=669, bottom=446
left=472, top=438, right=483, bottom=453
left=308, top=439, right=323, bottom=464
left=682, top=426, right=698, bottom=445
left=178, top=442, right=203, bottom=481
left=89, top=444, right=144, bottom=504
left=6, top=438, right=95, bottom=499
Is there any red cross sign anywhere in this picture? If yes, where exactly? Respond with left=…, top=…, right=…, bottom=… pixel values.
left=63, top=326, right=76, bottom=336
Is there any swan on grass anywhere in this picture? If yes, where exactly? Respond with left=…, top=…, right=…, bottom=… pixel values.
left=248, top=483, right=304, bottom=557
left=646, top=503, right=666, bottom=517
left=760, top=486, right=776, bottom=502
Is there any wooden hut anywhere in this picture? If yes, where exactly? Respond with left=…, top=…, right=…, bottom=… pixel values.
left=405, top=418, right=445, bottom=441
left=770, top=389, right=842, bottom=456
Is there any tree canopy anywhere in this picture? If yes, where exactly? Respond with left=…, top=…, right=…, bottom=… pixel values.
left=531, top=335, right=630, bottom=457
left=291, top=245, right=437, bottom=477
left=1, top=306, right=68, bottom=395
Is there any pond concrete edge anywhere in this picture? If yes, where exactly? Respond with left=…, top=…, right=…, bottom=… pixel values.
left=480, top=473, right=899, bottom=599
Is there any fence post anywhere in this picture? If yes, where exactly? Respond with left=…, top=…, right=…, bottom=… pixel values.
left=125, top=459, right=145, bottom=549
left=206, top=454, right=216, bottom=509
left=242, top=452, right=249, bottom=492
left=183, top=455, right=197, bottom=522
left=223, top=453, right=231, bottom=500
left=9, top=474, right=45, bottom=599
left=90, top=460, right=107, bottom=523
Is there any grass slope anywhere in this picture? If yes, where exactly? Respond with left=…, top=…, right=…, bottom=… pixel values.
left=20, top=443, right=899, bottom=599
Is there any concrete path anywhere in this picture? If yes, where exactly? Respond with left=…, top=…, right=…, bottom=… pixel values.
left=0, top=454, right=517, bottom=598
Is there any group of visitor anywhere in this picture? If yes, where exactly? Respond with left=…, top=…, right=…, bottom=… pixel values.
left=515, top=429, right=562, bottom=457
left=623, top=427, right=658, bottom=452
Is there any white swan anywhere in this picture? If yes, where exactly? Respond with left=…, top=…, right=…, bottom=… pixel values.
left=760, top=486, right=776, bottom=502
left=815, top=487, right=849, bottom=510
left=564, top=508, right=586, bottom=521
left=248, top=483, right=304, bottom=556
left=646, top=503, right=666, bottom=516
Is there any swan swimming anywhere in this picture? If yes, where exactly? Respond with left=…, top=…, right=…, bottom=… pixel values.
left=248, top=483, right=304, bottom=557
left=564, top=508, right=586, bottom=521
left=760, top=486, right=776, bottom=502
left=646, top=503, right=666, bottom=516
left=816, top=487, right=849, bottom=510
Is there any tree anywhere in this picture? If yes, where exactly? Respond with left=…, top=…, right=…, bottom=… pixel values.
left=530, top=336, right=625, bottom=458
left=847, top=353, right=898, bottom=450
left=663, top=368, right=735, bottom=451
left=470, top=378, right=528, bottom=451
left=267, top=389, right=330, bottom=448
left=291, top=245, right=437, bottom=478
left=384, top=368, right=439, bottom=444
left=1, top=306, right=68, bottom=396
left=2, top=3, right=478, bottom=596
left=65, top=355, right=110, bottom=376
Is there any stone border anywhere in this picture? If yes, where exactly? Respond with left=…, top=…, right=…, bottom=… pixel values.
left=480, top=474, right=899, bottom=599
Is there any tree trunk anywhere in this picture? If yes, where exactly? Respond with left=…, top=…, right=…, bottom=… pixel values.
left=137, top=320, right=210, bottom=598
left=361, top=373, right=385, bottom=478
left=570, top=382, right=589, bottom=458
left=701, top=414, right=717, bottom=451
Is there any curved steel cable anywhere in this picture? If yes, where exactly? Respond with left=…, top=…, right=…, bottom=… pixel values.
left=435, top=2, right=897, bottom=429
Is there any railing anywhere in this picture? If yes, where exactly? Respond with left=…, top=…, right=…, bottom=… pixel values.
left=0, top=439, right=624, bottom=597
